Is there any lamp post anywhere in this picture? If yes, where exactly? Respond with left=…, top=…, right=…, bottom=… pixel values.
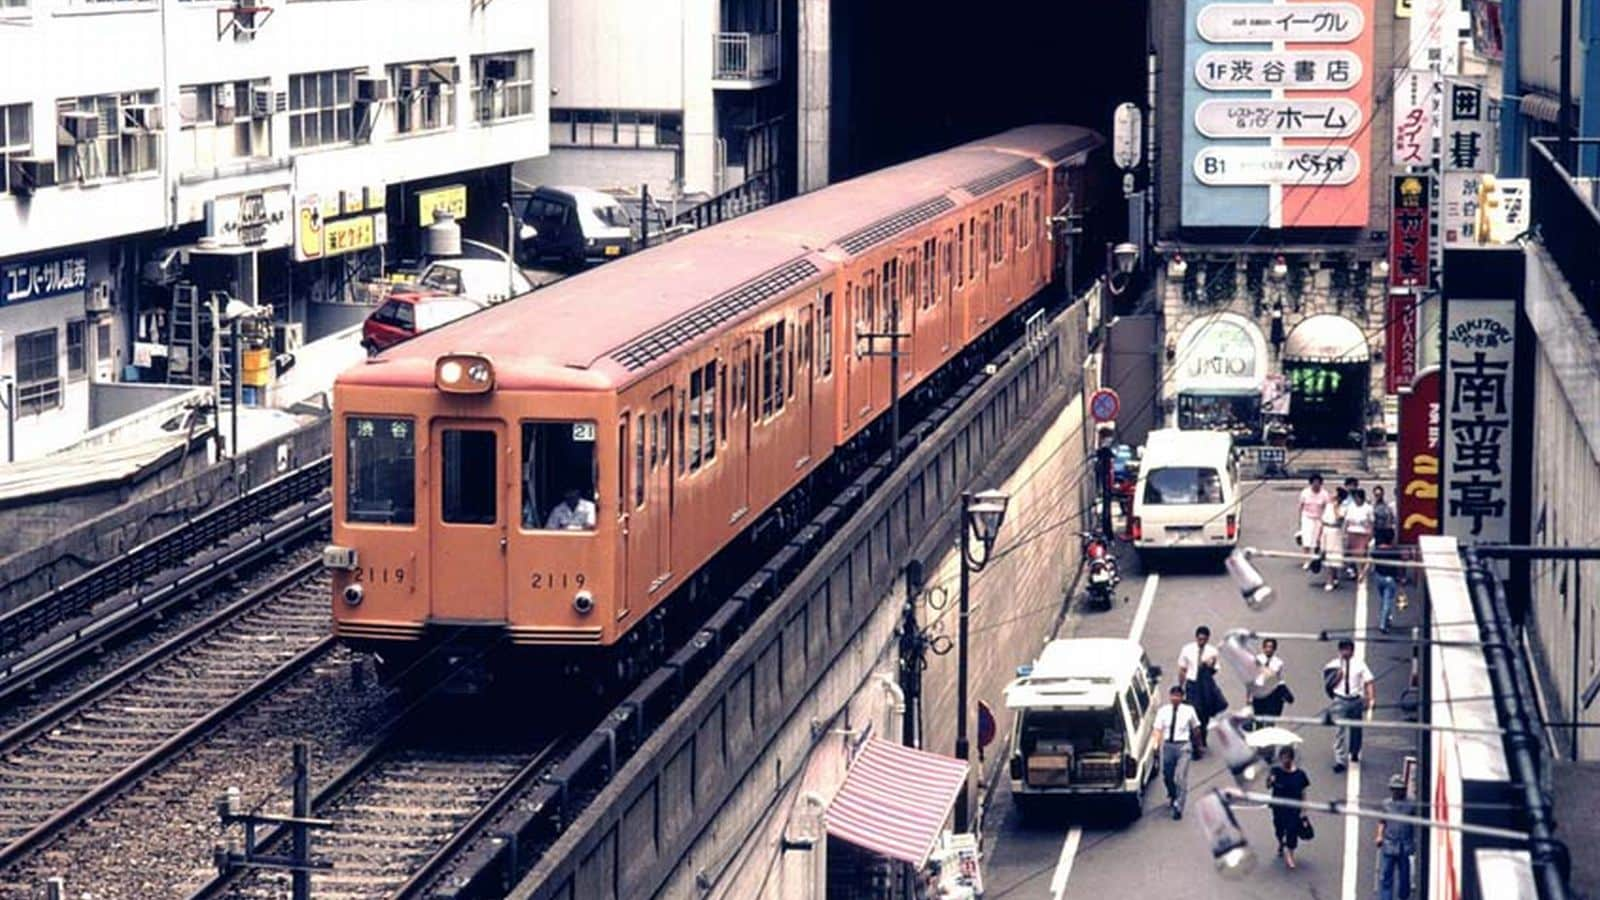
left=954, top=489, right=1009, bottom=833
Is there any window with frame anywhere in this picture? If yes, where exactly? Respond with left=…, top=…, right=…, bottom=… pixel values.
left=921, top=238, right=937, bottom=308
left=688, top=368, right=703, bottom=471
left=820, top=292, right=833, bottom=377
left=865, top=272, right=878, bottom=332
left=178, top=80, right=269, bottom=170
left=903, top=254, right=917, bottom=318
left=882, top=259, right=899, bottom=328
left=633, top=415, right=646, bottom=508
left=15, top=329, right=59, bottom=415
left=967, top=218, right=978, bottom=280
left=389, top=60, right=458, bottom=135
left=991, top=203, right=1005, bottom=264
left=472, top=50, right=535, bottom=123
left=760, top=322, right=787, bottom=418
left=96, top=320, right=111, bottom=365
left=941, top=235, right=953, bottom=302
left=0, top=104, right=31, bottom=195
left=956, top=222, right=966, bottom=287
left=288, top=69, right=356, bottom=149
left=678, top=390, right=687, bottom=474
left=66, top=319, right=86, bottom=379
left=1008, top=202, right=1018, bottom=256
left=980, top=219, right=991, bottom=271
left=1018, top=193, right=1031, bottom=249
left=345, top=416, right=416, bottom=525
left=550, top=108, right=683, bottom=148
left=56, top=91, right=161, bottom=182
left=701, top=362, right=717, bottom=463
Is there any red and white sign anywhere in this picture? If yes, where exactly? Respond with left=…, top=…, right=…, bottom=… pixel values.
left=1397, top=368, right=1441, bottom=545
left=1385, top=289, right=1418, bottom=394
left=1391, top=69, right=1435, bottom=167
left=1194, top=99, right=1363, bottom=138
left=1389, top=175, right=1431, bottom=287
left=1090, top=388, right=1121, bottom=424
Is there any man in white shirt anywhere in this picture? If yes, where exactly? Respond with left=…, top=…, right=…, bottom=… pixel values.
left=544, top=488, right=597, bottom=531
left=1177, top=625, right=1222, bottom=750
left=1322, top=638, right=1377, bottom=771
left=1151, top=684, right=1201, bottom=819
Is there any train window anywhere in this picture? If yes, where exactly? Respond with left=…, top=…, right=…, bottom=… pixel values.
left=968, top=218, right=978, bottom=280
left=688, top=369, right=704, bottom=471
left=442, top=429, right=498, bottom=525
left=634, top=415, right=645, bottom=509
left=760, top=327, right=775, bottom=417
left=956, top=223, right=966, bottom=287
left=522, top=421, right=598, bottom=530
left=678, top=391, right=687, bottom=475
left=941, top=234, right=953, bottom=300
left=882, top=259, right=898, bottom=328
left=820, top=292, right=833, bottom=377
left=1008, top=202, right=1018, bottom=255
left=775, top=323, right=787, bottom=410
left=703, top=362, right=717, bottom=459
left=991, top=204, right=1004, bottom=264
left=981, top=221, right=991, bottom=270
left=922, top=238, right=936, bottom=308
left=1018, top=194, right=1029, bottom=249
left=345, top=416, right=415, bottom=525
left=904, top=254, right=917, bottom=317
left=618, top=419, right=627, bottom=515
left=786, top=322, right=796, bottom=400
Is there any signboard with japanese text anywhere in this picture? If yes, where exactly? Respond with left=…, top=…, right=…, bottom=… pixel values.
left=1441, top=172, right=1484, bottom=246
left=295, top=192, right=388, bottom=261
left=1182, top=0, right=1376, bottom=227
left=1442, top=300, right=1516, bottom=542
left=1443, top=77, right=1491, bottom=173
left=1389, top=175, right=1430, bottom=286
left=205, top=188, right=292, bottom=250
left=417, top=184, right=469, bottom=225
left=1391, top=69, right=1435, bottom=167
left=1397, top=367, right=1440, bottom=544
left=1471, top=0, right=1505, bottom=60
left=1486, top=177, right=1529, bottom=243
left=2, top=255, right=89, bottom=305
left=1386, top=289, right=1418, bottom=393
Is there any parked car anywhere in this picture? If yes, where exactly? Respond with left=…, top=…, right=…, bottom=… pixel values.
left=1129, top=428, right=1242, bottom=565
left=415, top=242, right=535, bottom=306
left=362, top=290, right=486, bottom=354
left=515, top=185, right=635, bottom=266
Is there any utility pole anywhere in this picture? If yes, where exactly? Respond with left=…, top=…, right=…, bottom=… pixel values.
left=856, top=297, right=909, bottom=465
left=640, top=182, right=651, bottom=250
left=898, top=559, right=925, bottom=750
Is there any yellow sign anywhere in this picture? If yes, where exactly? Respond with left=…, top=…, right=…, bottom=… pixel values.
left=418, top=184, right=468, bottom=225
left=342, top=187, right=365, bottom=215
left=1396, top=0, right=1412, bottom=16
left=325, top=213, right=381, bottom=256
left=297, top=195, right=324, bottom=261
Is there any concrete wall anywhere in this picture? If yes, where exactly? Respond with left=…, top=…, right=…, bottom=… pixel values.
left=516, top=147, right=681, bottom=197
left=84, top=383, right=204, bottom=433
left=512, top=300, right=1089, bottom=900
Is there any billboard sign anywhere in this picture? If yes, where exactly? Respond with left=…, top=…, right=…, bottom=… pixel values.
left=1389, top=175, right=1431, bottom=287
left=1397, top=367, right=1441, bottom=544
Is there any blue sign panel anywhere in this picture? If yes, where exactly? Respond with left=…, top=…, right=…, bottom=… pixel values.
left=2, top=255, right=89, bottom=306
left=1183, top=0, right=1273, bottom=226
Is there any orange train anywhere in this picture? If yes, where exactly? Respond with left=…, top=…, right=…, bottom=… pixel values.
left=325, top=125, right=1104, bottom=666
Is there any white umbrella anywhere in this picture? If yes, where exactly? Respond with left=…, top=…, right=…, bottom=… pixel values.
left=1245, top=726, right=1303, bottom=749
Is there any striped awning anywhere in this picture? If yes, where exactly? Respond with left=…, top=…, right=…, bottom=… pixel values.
left=824, top=738, right=969, bottom=866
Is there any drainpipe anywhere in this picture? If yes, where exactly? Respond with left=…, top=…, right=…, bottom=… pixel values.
left=1500, top=0, right=1524, bottom=176
left=1580, top=0, right=1600, bottom=174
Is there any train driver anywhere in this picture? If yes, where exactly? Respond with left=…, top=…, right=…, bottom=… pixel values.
left=544, top=488, right=597, bottom=531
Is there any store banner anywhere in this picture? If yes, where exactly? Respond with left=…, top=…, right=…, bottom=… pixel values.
left=1396, top=367, right=1440, bottom=545
left=1385, top=289, right=1418, bottom=393
left=1443, top=77, right=1491, bottom=173
left=1389, top=175, right=1430, bottom=287
left=1391, top=69, right=1434, bottom=167
left=2, top=254, right=88, bottom=305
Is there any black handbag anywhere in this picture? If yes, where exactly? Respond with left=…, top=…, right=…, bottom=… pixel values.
left=1298, top=815, right=1316, bottom=841
left=1278, top=682, right=1296, bottom=705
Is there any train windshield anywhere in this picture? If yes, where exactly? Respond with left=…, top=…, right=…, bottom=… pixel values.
left=523, top=421, right=598, bottom=530
left=346, top=416, right=416, bottom=525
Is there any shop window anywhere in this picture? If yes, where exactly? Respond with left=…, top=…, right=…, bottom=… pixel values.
left=66, top=319, right=86, bottom=379
left=16, top=329, right=60, bottom=414
left=56, top=91, right=161, bottom=183
left=345, top=416, right=415, bottom=525
left=388, top=59, right=458, bottom=135
left=442, top=429, right=498, bottom=525
left=287, top=69, right=356, bottom=149
left=0, top=103, right=31, bottom=195
left=178, top=80, right=269, bottom=171
left=472, top=50, right=536, bottom=123
left=523, top=421, right=597, bottom=530
left=549, top=108, right=684, bottom=148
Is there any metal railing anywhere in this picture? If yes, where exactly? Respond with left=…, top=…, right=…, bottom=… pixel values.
left=713, top=31, right=779, bottom=82
left=1529, top=138, right=1600, bottom=333
left=672, top=167, right=779, bottom=231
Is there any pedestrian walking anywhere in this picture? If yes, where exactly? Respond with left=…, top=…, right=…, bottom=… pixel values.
left=1366, top=533, right=1405, bottom=633
left=1250, top=637, right=1294, bottom=720
left=1371, top=486, right=1397, bottom=545
left=1345, top=488, right=1375, bottom=571
left=1341, top=478, right=1361, bottom=579
left=1321, top=488, right=1347, bottom=591
left=1178, top=626, right=1226, bottom=753
left=1322, top=639, right=1376, bottom=771
left=1297, top=474, right=1331, bottom=566
left=1376, top=773, right=1417, bottom=900
left=1266, top=746, right=1311, bottom=868
left=1151, top=684, right=1201, bottom=819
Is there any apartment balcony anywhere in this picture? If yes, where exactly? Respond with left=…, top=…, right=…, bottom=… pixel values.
left=712, top=32, right=780, bottom=88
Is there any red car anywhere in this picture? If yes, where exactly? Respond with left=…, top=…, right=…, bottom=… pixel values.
left=361, top=290, right=486, bottom=354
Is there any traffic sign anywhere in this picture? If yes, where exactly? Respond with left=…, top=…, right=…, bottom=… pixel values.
left=1090, top=388, right=1121, bottom=424
left=976, top=701, right=997, bottom=750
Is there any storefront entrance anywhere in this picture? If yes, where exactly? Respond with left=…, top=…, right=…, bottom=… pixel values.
left=1170, top=312, right=1268, bottom=443
left=1281, top=314, right=1371, bottom=448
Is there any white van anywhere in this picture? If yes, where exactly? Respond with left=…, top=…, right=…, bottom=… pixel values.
left=1130, top=428, right=1241, bottom=563
left=1003, top=638, right=1161, bottom=820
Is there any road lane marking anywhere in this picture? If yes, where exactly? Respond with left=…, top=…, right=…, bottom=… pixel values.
left=1341, top=576, right=1370, bottom=900
left=1050, top=826, right=1083, bottom=899
left=1129, top=574, right=1160, bottom=645
left=1047, top=574, right=1160, bottom=900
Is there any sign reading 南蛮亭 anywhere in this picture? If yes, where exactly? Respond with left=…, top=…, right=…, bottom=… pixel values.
left=2, top=255, right=89, bottom=305
left=1441, top=303, right=1515, bottom=542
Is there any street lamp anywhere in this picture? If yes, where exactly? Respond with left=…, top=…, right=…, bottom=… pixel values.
left=220, top=298, right=268, bottom=459
left=954, top=489, right=1009, bottom=833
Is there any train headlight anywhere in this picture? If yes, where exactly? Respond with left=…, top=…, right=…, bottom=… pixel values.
left=343, top=584, right=365, bottom=607
left=435, top=353, right=495, bottom=394
left=573, top=590, right=595, bottom=615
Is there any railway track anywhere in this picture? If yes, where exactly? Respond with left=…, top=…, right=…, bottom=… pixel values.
left=0, top=560, right=332, bottom=869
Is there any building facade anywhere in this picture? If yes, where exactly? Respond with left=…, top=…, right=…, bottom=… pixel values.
left=0, top=0, right=548, bottom=459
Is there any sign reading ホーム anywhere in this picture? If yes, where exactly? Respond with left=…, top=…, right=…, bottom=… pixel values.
left=1183, top=0, right=1376, bottom=228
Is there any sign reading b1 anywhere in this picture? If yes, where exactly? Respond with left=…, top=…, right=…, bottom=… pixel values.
left=1090, top=388, right=1121, bottom=424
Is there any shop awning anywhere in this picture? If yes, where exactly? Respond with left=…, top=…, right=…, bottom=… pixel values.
left=824, top=738, right=969, bottom=866
left=1282, top=314, right=1370, bottom=364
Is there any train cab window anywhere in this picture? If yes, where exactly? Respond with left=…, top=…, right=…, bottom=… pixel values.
left=345, top=416, right=415, bottom=525
left=441, top=429, right=498, bottom=525
left=820, top=292, right=833, bottom=377
left=521, top=421, right=598, bottom=530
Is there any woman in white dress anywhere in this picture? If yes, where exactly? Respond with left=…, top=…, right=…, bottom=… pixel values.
left=1321, top=488, right=1346, bottom=591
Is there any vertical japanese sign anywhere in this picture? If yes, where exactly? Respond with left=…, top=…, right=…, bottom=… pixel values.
left=1389, top=175, right=1430, bottom=286
left=1443, top=77, right=1490, bottom=172
left=1390, top=69, right=1434, bottom=166
left=1385, top=289, right=1418, bottom=393
left=1397, top=367, right=1441, bottom=545
left=1182, top=0, right=1376, bottom=227
left=1441, top=300, right=1515, bottom=541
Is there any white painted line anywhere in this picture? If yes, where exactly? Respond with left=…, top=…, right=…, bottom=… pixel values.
left=1341, top=577, right=1370, bottom=900
left=1128, top=574, right=1160, bottom=645
left=1049, top=826, right=1083, bottom=900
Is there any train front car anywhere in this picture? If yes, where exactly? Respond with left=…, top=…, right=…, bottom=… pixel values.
left=327, top=346, right=620, bottom=683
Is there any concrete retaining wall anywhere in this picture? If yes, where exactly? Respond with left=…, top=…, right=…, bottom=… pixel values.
left=512, top=301, right=1089, bottom=900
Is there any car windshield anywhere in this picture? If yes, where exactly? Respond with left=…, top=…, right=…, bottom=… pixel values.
left=371, top=300, right=415, bottom=330
left=419, top=265, right=464, bottom=294
left=1142, top=466, right=1224, bottom=505
left=1019, top=708, right=1125, bottom=755
left=593, top=204, right=631, bottom=228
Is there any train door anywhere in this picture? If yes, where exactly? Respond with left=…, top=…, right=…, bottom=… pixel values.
left=429, top=421, right=508, bottom=621
left=798, top=301, right=815, bottom=463
left=731, top=339, right=752, bottom=518
left=942, top=229, right=956, bottom=352
left=618, top=415, right=632, bottom=621
left=650, top=388, right=673, bottom=589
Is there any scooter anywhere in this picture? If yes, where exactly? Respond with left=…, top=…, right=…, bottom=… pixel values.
left=1082, top=531, right=1120, bottom=610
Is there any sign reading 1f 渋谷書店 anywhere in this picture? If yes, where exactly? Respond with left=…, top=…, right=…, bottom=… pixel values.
left=1182, top=0, right=1376, bottom=228
left=2, top=255, right=89, bottom=306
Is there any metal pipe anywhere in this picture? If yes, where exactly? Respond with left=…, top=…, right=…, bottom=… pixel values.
left=954, top=493, right=972, bottom=833
left=1254, top=713, right=1505, bottom=737
left=292, top=741, right=310, bottom=900
left=1224, top=790, right=1531, bottom=842
left=1473, top=545, right=1600, bottom=561
left=1560, top=0, right=1575, bottom=168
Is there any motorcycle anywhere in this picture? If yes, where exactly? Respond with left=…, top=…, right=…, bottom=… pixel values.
left=1081, top=531, right=1121, bottom=610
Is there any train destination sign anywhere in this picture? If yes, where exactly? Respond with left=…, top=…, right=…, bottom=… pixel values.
left=1194, top=146, right=1361, bottom=186
left=1194, top=99, right=1363, bottom=138
left=1195, top=51, right=1364, bottom=90
left=1197, top=2, right=1365, bottom=42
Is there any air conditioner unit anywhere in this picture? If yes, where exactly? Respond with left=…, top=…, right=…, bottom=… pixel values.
left=85, top=280, right=113, bottom=314
left=250, top=87, right=274, bottom=118
left=356, top=75, right=391, bottom=103
left=123, top=104, right=164, bottom=133
left=482, top=57, right=516, bottom=83
left=59, top=111, right=100, bottom=144
left=217, top=83, right=236, bottom=109
left=7, top=157, right=56, bottom=195
left=274, top=322, right=304, bottom=354
left=215, top=87, right=237, bottom=125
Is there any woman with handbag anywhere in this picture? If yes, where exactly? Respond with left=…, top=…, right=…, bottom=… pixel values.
left=1267, top=746, right=1312, bottom=868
